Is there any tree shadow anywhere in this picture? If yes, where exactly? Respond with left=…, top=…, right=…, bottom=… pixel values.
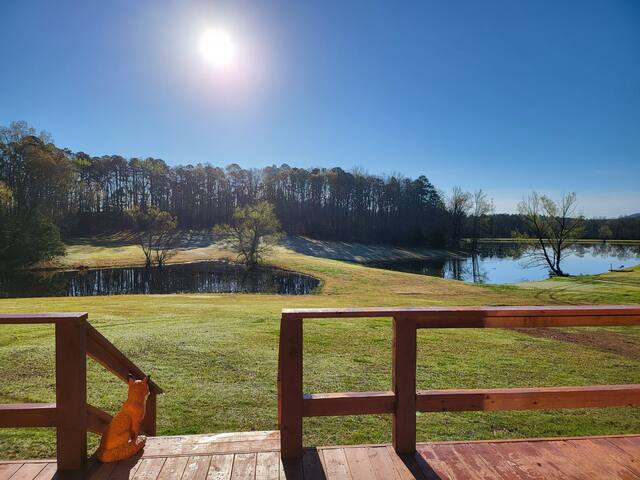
left=401, top=451, right=443, bottom=480
left=279, top=448, right=443, bottom=479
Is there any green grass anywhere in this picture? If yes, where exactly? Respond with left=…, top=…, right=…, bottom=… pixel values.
left=1, top=240, right=639, bottom=459
left=514, top=264, right=640, bottom=304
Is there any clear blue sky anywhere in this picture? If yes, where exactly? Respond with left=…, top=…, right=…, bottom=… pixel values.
left=1, top=0, right=639, bottom=217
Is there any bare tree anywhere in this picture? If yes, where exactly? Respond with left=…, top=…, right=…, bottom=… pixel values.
left=515, top=192, right=584, bottom=276
left=214, top=202, right=283, bottom=269
left=127, top=207, right=179, bottom=267
left=446, top=186, right=472, bottom=246
left=470, top=189, right=493, bottom=249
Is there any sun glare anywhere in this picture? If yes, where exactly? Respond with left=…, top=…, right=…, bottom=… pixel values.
left=199, top=28, right=237, bottom=68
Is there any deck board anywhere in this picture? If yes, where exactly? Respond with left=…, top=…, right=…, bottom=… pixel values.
left=0, top=463, right=22, bottom=480
left=229, top=453, right=256, bottom=480
left=207, top=455, right=233, bottom=480
left=181, top=456, right=211, bottom=480
left=1, top=432, right=638, bottom=479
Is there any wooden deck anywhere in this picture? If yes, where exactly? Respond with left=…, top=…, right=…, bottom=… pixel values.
left=2, top=432, right=639, bottom=479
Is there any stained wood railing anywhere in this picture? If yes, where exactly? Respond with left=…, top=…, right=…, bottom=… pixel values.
left=0, top=313, right=162, bottom=472
left=277, top=305, right=640, bottom=459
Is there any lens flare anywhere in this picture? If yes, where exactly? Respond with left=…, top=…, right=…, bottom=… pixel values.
left=199, top=29, right=236, bottom=67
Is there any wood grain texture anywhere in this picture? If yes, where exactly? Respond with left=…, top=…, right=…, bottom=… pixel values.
left=55, top=319, right=87, bottom=471
left=141, top=392, right=158, bottom=437
left=87, top=404, right=113, bottom=434
left=321, top=448, right=352, bottom=479
left=278, top=314, right=304, bottom=459
left=131, top=457, right=166, bottom=480
left=417, top=384, right=640, bottom=412
left=229, top=453, right=255, bottom=480
left=156, top=456, right=189, bottom=480
left=282, top=305, right=640, bottom=319
left=0, top=403, right=56, bottom=428
left=0, top=313, right=87, bottom=324
left=6, top=463, right=46, bottom=480
left=181, top=456, right=211, bottom=480
left=392, top=317, right=417, bottom=455
left=206, top=455, right=233, bottom=480
left=3, top=434, right=639, bottom=479
left=1, top=312, right=162, bottom=474
left=32, top=463, right=57, bottom=480
left=255, top=451, right=279, bottom=480
left=278, top=305, right=640, bottom=463
left=303, top=391, right=395, bottom=417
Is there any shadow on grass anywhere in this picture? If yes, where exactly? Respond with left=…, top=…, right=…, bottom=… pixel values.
left=66, top=230, right=216, bottom=250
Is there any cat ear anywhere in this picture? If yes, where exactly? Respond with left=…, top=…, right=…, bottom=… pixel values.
left=128, top=373, right=135, bottom=385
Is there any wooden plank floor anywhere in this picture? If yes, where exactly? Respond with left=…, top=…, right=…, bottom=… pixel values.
left=1, top=432, right=638, bottom=479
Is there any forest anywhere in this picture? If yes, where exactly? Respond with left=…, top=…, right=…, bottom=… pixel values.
left=1, top=121, right=639, bottom=269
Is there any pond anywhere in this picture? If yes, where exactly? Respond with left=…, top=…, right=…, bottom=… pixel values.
left=0, top=261, right=320, bottom=298
left=366, top=242, right=640, bottom=284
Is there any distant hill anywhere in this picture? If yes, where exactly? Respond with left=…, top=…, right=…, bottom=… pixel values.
left=627, top=213, right=640, bottom=219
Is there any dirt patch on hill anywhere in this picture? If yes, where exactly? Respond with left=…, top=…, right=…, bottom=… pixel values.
left=517, top=328, right=640, bottom=360
left=282, top=236, right=463, bottom=263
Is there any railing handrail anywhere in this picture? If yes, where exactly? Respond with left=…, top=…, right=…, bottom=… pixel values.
left=277, top=305, right=640, bottom=459
left=0, top=312, right=162, bottom=471
left=282, top=304, right=640, bottom=319
left=0, top=312, right=88, bottom=323
left=86, top=323, right=163, bottom=394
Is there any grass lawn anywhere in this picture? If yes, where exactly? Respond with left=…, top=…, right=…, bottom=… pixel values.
left=1, top=239, right=639, bottom=459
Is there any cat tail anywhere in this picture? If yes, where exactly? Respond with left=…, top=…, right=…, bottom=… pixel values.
left=96, top=437, right=145, bottom=463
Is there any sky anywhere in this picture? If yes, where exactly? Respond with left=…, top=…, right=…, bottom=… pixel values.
left=1, top=0, right=639, bottom=217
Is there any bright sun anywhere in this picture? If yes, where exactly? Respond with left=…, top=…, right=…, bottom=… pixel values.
left=200, top=29, right=237, bottom=68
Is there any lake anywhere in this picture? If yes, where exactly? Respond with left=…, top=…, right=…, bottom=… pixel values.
left=366, top=242, right=640, bottom=284
left=0, top=261, right=320, bottom=298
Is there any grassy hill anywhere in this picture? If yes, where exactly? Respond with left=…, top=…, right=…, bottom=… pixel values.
left=0, top=238, right=638, bottom=459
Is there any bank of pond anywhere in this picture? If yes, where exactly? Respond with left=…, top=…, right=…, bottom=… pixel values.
left=1, top=242, right=638, bottom=298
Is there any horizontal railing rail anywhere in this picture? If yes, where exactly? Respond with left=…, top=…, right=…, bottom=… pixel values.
left=0, top=313, right=162, bottom=472
left=277, top=305, right=640, bottom=459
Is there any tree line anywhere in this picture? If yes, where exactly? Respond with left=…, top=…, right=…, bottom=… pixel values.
left=483, top=214, right=640, bottom=241
left=1, top=121, right=639, bottom=268
left=0, top=122, right=447, bottom=246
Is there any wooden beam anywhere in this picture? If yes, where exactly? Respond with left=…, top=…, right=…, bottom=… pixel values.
left=392, top=316, right=417, bottom=455
left=86, top=404, right=112, bottom=434
left=282, top=305, right=640, bottom=320
left=0, top=313, right=87, bottom=324
left=278, top=313, right=304, bottom=459
left=141, top=391, right=157, bottom=436
left=414, top=314, right=640, bottom=329
left=417, top=385, right=640, bottom=412
left=86, top=323, right=163, bottom=394
left=303, top=391, right=395, bottom=417
left=55, top=318, right=88, bottom=471
left=0, top=403, right=57, bottom=428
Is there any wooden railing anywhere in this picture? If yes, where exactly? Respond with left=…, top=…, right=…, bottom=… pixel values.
left=277, top=305, right=640, bottom=459
left=0, top=313, right=162, bottom=471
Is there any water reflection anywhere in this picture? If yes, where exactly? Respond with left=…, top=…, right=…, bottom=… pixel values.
left=0, top=261, right=320, bottom=298
left=367, top=242, right=640, bottom=284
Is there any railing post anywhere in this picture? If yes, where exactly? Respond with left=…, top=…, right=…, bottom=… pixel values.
left=278, top=313, right=304, bottom=459
left=142, top=390, right=157, bottom=436
left=392, top=316, right=417, bottom=454
left=55, top=316, right=88, bottom=471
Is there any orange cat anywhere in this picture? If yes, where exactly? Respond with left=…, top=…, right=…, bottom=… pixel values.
left=96, top=375, right=150, bottom=463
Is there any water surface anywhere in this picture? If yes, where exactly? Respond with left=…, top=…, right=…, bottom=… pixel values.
left=0, top=261, right=320, bottom=298
left=367, top=242, right=640, bottom=284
